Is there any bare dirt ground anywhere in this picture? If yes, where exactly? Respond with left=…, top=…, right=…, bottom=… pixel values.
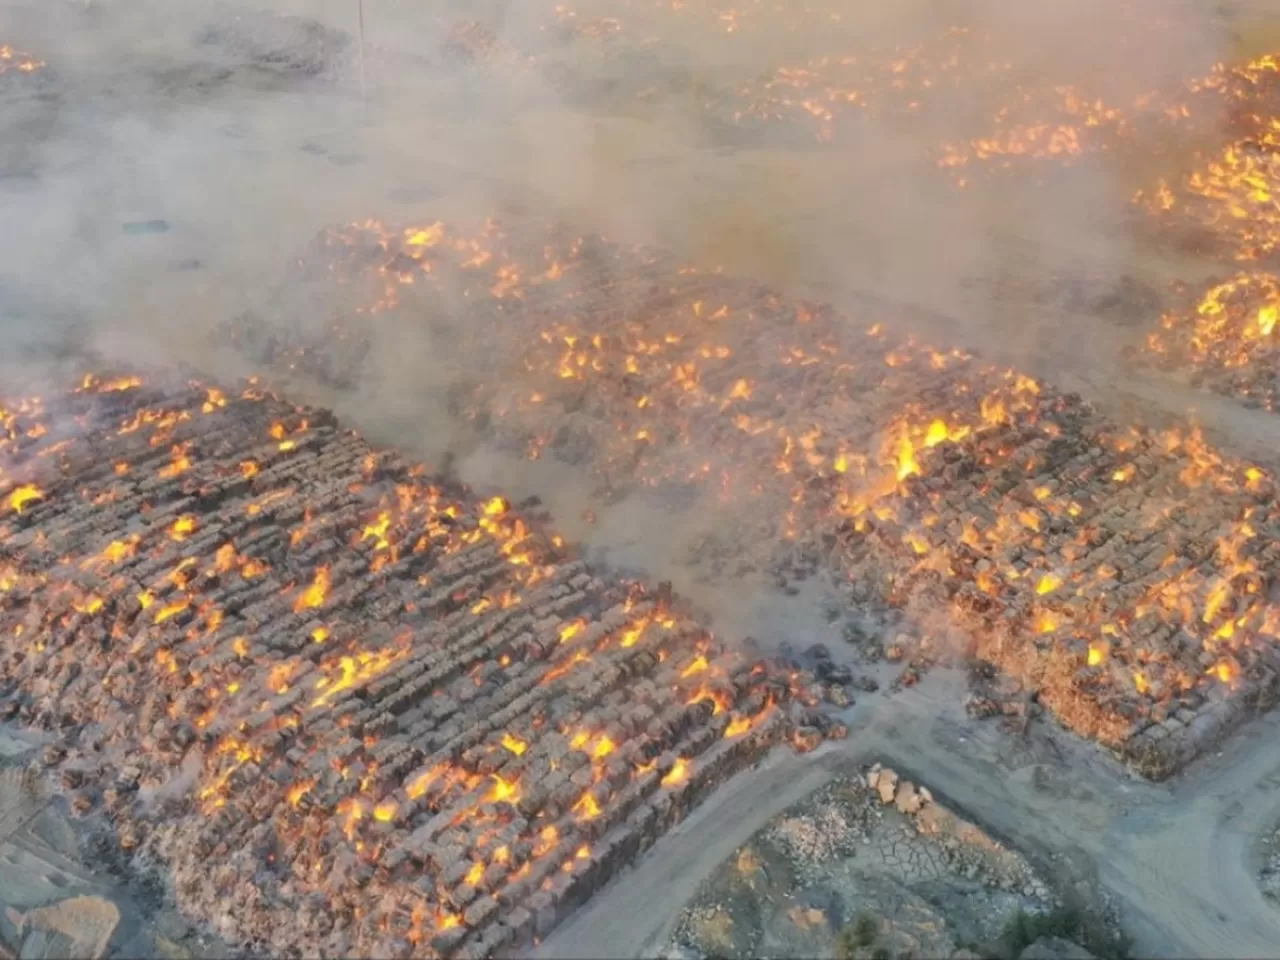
left=5, top=1, right=1280, bottom=957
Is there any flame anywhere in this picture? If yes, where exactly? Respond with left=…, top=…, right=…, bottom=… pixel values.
left=501, top=732, right=528, bottom=756
left=159, top=443, right=193, bottom=479
left=572, top=792, right=601, bottom=821
left=482, top=774, right=520, bottom=805
left=7, top=483, right=43, bottom=513
left=169, top=515, right=198, bottom=542
left=1035, top=573, right=1062, bottom=595
left=661, top=757, right=691, bottom=787
left=286, top=780, right=315, bottom=807
left=153, top=596, right=190, bottom=624
left=680, top=654, right=709, bottom=678
left=310, top=645, right=404, bottom=708
left=558, top=620, right=585, bottom=643
left=294, top=567, right=331, bottom=612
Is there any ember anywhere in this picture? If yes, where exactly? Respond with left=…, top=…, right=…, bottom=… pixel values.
left=0, top=369, right=828, bottom=958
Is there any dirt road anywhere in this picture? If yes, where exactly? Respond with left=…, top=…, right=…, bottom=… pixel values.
left=537, top=670, right=1280, bottom=959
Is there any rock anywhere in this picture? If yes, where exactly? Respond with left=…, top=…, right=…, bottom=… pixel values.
left=876, top=768, right=899, bottom=804
left=894, top=780, right=922, bottom=815
left=1018, top=935, right=1096, bottom=960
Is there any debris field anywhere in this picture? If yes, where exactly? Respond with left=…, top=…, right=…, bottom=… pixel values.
left=0, top=372, right=841, bottom=958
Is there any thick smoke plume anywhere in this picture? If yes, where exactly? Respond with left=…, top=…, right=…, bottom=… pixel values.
left=0, top=0, right=1253, bottom=639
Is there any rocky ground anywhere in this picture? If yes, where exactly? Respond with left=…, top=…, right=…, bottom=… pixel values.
left=663, top=766, right=1118, bottom=960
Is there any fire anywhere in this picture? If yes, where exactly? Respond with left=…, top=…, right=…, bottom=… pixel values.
left=501, top=732, right=528, bottom=756
left=0, top=45, right=45, bottom=74
left=534, top=825, right=559, bottom=856
left=1035, top=573, right=1062, bottom=595
left=286, top=780, right=315, bottom=807
left=558, top=620, right=585, bottom=643
left=294, top=567, right=331, bottom=612
left=680, top=654, right=709, bottom=678
left=482, top=774, right=520, bottom=805
left=159, top=443, right=193, bottom=479
left=1087, top=642, right=1106, bottom=667
left=310, top=645, right=404, bottom=708
left=572, top=792, right=601, bottom=821
left=724, top=703, right=775, bottom=739
left=7, top=483, right=43, bottom=513
left=202, top=388, right=227, bottom=413
left=169, top=515, right=198, bottom=542
left=687, top=684, right=733, bottom=714
left=661, top=757, right=691, bottom=787
left=153, top=597, right=190, bottom=624
left=895, top=435, right=920, bottom=481
left=73, top=595, right=104, bottom=615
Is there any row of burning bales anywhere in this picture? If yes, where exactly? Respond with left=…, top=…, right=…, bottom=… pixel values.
left=257, top=213, right=1280, bottom=783
left=0, top=375, right=842, bottom=958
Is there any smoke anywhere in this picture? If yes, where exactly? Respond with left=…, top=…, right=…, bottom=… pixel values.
left=0, top=0, right=1246, bottom=643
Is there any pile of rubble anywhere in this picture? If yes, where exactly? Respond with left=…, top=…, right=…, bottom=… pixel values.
left=0, top=370, right=839, bottom=958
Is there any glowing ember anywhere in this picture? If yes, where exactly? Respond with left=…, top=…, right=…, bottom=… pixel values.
left=6, top=483, right=43, bottom=513
left=661, top=757, right=691, bottom=787
left=294, top=566, right=330, bottom=612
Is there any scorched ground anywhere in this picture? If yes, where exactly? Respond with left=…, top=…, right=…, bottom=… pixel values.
left=0, top=371, right=839, bottom=958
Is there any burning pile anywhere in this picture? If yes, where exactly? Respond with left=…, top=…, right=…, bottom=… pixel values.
left=235, top=220, right=1280, bottom=779
left=1138, top=272, right=1280, bottom=409
left=1129, top=57, right=1280, bottom=408
left=0, top=371, right=835, bottom=957
left=0, top=44, right=44, bottom=75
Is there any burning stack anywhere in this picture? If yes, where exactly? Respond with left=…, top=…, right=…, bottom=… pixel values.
left=232, top=219, right=1280, bottom=780
left=0, top=371, right=835, bottom=957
